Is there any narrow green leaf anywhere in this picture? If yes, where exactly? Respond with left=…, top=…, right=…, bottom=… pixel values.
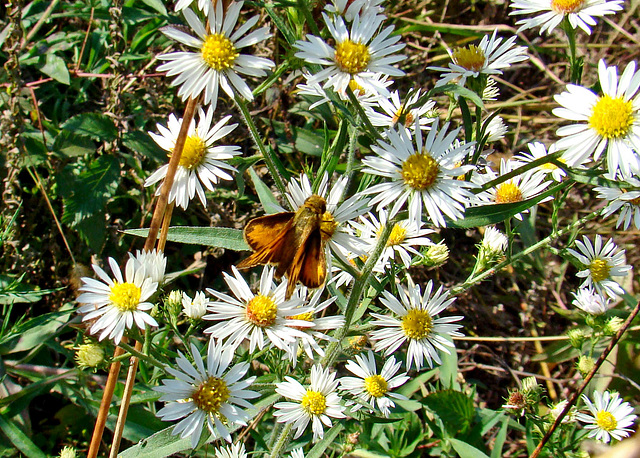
left=306, top=423, right=344, bottom=458
left=0, top=412, right=47, bottom=458
left=490, top=415, right=509, bottom=458
left=449, top=438, right=491, bottom=458
left=124, top=227, right=249, bottom=251
left=249, top=167, right=284, bottom=214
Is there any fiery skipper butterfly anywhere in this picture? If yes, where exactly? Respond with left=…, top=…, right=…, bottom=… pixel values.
left=237, top=195, right=335, bottom=299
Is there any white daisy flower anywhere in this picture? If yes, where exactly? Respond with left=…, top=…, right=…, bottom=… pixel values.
left=431, top=30, right=528, bottom=88
left=340, top=351, right=409, bottom=417
left=76, top=256, right=159, bottom=343
left=370, top=278, right=464, bottom=370
left=364, top=89, right=437, bottom=131
left=572, top=286, right=610, bottom=315
left=273, top=365, right=346, bottom=441
left=294, top=12, right=405, bottom=97
left=284, top=174, right=371, bottom=261
left=157, top=1, right=274, bottom=110
left=566, top=234, right=632, bottom=299
left=553, top=60, right=640, bottom=178
left=296, top=71, right=391, bottom=109
left=214, top=442, right=247, bottom=458
left=325, top=0, right=385, bottom=22
left=144, top=107, right=241, bottom=209
left=512, top=142, right=572, bottom=182
left=129, top=248, right=167, bottom=284
left=363, top=120, right=477, bottom=227
left=285, top=287, right=345, bottom=363
left=577, top=390, right=637, bottom=443
left=182, top=291, right=210, bottom=320
left=174, top=0, right=213, bottom=14
left=595, top=176, right=640, bottom=230
left=289, top=448, right=305, bottom=458
left=350, top=210, right=434, bottom=272
left=204, top=266, right=314, bottom=352
left=473, top=158, right=552, bottom=221
left=509, top=0, right=624, bottom=35
left=483, top=77, right=500, bottom=101
left=155, top=340, right=259, bottom=447
left=484, top=116, right=508, bottom=143
left=481, top=226, right=508, bottom=256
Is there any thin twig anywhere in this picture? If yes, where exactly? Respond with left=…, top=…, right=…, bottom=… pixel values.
left=530, top=300, right=640, bottom=458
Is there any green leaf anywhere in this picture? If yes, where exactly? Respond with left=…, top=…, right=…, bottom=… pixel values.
left=0, top=412, right=47, bottom=458
left=423, top=390, right=475, bottom=436
left=0, top=309, right=72, bottom=354
left=449, top=438, right=491, bottom=458
left=138, top=0, right=167, bottom=15
left=123, top=131, right=166, bottom=162
left=490, top=415, right=509, bottom=458
left=267, top=119, right=325, bottom=157
left=62, top=113, right=118, bottom=141
left=124, top=227, right=249, bottom=251
left=37, top=52, right=70, bottom=84
left=0, top=275, right=60, bottom=305
left=53, top=130, right=96, bottom=157
left=248, top=167, right=284, bottom=214
left=306, top=423, right=344, bottom=458
left=57, top=155, right=121, bottom=226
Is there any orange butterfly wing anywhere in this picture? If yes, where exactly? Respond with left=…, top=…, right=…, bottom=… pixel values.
left=237, top=212, right=294, bottom=270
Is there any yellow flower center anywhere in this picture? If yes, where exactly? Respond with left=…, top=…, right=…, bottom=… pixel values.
left=364, top=374, right=388, bottom=398
left=495, top=182, right=523, bottom=204
left=321, top=212, right=338, bottom=241
left=452, top=45, right=486, bottom=72
left=588, top=95, right=634, bottom=140
left=288, top=311, right=314, bottom=321
left=392, top=109, right=415, bottom=128
left=335, top=40, right=370, bottom=74
left=301, top=390, right=327, bottom=415
left=245, top=294, right=278, bottom=327
left=596, top=410, right=618, bottom=431
left=348, top=79, right=365, bottom=96
left=629, top=195, right=640, bottom=206
left=378, top=223, right=407, bottom=247
left=551, top=0, right=586, bottom=13
left=401, top=308, right=433, bottom=340
left=201, top=33, right=238, bottom=71
left=177, top=136, right=207, bottom=169
left=401, top=152, right=439, bottom=191
left=540, top=157, right=565, bottom=170
left=191, top=376, right=230, bottom=414
left=109, top=282, right=141, bottom=312
left=589, top=258, right=610, bottom=283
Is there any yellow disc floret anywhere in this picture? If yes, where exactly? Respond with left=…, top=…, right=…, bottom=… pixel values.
left=596, top=410, right=618, bottom=432
left=321, top=212, right=338, bottom=241
left=452, top=45, right=486, bottom=72
left=201, top=33, right=238, bottom=71
left=588, top=95, right=634, bottom=140
left=383, top=223, right=407, bottom=247
left=364, top=374, right=389, bottom=398
left=245, top=294, right=278, bottom=327
left=192, top=376, right=230, bottom=414
left=401, top=308, right=433, bottom=340
left=335, top=40, right=370, bottom=74
left=109, top=282, right=141, bottom=312
left=589, top=258, right=610, bottom=283
left=401, top=152, right=439, bottom=191
left=495, top=182, right=523, bottom=204
left=178, top=136, right=207, bottom=169
left=301, top=390, right=327, bottom=415
left=551, top=0, right=586, bottom=13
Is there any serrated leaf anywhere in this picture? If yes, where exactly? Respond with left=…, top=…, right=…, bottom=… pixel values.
left=53, top=130, right=96, bottom=157
left=423, top=390, right=475, bottom=436
left=123, top=131, right=166, bottom=162
left=57, top=155, right=121, bottom=226
left=449, top=438, right=491, bottom=458
left=124, top=227, right=249, bottom=251
left=248, top=167, right=283, bottom=214
left=37, top=52, right=70, bottom=84
left=62, top=113, right=118, bottom=141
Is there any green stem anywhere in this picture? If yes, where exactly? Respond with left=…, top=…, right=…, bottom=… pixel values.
left=562, top=17, right=580, bottom=84
left=343, top=122, right=359, bottom=199
left=116, top=342, right=164, bottom=369
left=297, top=0, right=321, bottom=36
left=235, top=96, right=287, bottom=197
left=345, top=87, right=382, bottom=141
left=451, top=209, right=600, bottom=295
left=269, top=423, right=293, bottom=458
left=321, top=222, right=394, bottom=367
left=477, top=150, right=563, bottom=193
